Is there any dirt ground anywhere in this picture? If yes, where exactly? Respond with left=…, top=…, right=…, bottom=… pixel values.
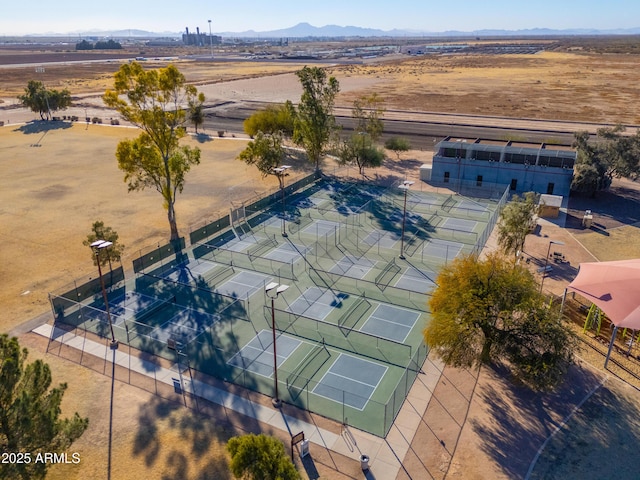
left=3, top=48, right=640, bottom=479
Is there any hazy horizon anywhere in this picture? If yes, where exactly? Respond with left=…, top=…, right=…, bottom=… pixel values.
left=2, top=0, right=639, bottom=36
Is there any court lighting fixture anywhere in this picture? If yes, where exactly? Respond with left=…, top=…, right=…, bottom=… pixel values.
left=273, top=165, right=291, bottom=237
left=90, top=240, right=118, bottom=349
left=540, top=240, right=564, bottom=294
left=208, top=20, right=213, bottom=58
left=398, top=180, right=414, bottom=260
left=265, top=282, right=289, bottom=408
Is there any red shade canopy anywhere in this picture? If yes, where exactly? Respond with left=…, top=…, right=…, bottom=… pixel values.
left=567, top=259, right=640, bottom=329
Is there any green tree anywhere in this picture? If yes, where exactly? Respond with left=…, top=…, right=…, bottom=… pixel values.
left=103, top=62, right=202, bottom=241
left=243, top=101, right=296, bottom=138
left=571, top=126, right=640, bottom=196
left=188, top=91, right=206, bottom=134
left=0, top=335, right=89, bottom=480
left=384, top=137, right=411, bottom=161
left=497, top=192, right=539, bottom=257
left=82, top=220, right=125, bottom=271
left=17, top=80, right=72, bottom=121
left=337, top=134, right=385, bottom=175
left=227, top=434, right=300, bottom=480
left=237, top=130, right=287, bottom=180
left=293, top=66, right=340, bottom=171
left=424, top=253, right=576, bottom=390
left=352, top=93, right=385, bottom=142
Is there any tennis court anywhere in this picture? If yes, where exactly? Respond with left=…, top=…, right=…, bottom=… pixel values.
left=89, top=291, right=166, bottom=324
left=363, top=229, right=399, bottom=248
left=359, top=304, right=421, bottom=343
left=264, top=243, right=311, bottom=263
left=149, top=308, right=220, bottom=344
left=287, top=287, right=345, bottom=321
left=227, top=330, right=302, bottom=377
left=329, top=255, right=376, bottom=279
left=51, top=173, right=506, bottom=437
left=213, top=235, right=259, bottom=252
left=440, top=217, right=479, bottom=233
left=313, top=353, right=387, bottom=410
left=394, top=267, right=437, bottom=294
left=215, top=271, right=272, bottom=300
left=302, top=219, right=341, bottom=237
left=421, top=239, right=464, bottom=261
left=160, top=259, right=217, bottom=283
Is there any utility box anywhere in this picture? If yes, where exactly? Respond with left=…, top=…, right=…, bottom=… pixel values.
left=300, top=440, right=310, bottom=458
left=582, top=210, right=593, bottom=228
left=420, top=164, right=432, bottom=181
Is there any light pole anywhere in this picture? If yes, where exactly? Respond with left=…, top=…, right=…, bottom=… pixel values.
left=266, top=281, right=289, bottom=408
left=273, top=165, right=291, bottom=237
left=208, top=20, right=213, bottom=58
left=399, top=180, right=414, bottom=260
left=540, top=240, right=564, bottom=294
left=90, top=240, right=118, bottom=349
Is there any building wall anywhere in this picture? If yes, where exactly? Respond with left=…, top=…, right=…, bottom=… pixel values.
left=431, top=158, right=573, bottom=196
left=431, top=139, right=576, bottom=198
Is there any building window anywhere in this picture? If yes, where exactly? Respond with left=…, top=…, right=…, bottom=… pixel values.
left=510, top=179, right=518, bottom=191
left=476, top=175, right=483, bottom=187
left=444, top=171, right=450, bottom=183
left=547, top=182, right=555, bottom=195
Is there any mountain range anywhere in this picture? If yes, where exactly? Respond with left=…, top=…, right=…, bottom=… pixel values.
left=38, top=23, right=640, bottom=38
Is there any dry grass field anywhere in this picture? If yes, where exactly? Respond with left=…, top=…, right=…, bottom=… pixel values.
left=3, top=43, right=640, bottom=479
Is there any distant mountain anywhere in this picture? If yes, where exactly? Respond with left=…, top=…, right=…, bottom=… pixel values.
left=218, top=22, right=640, bottom=38
left=25, top=23, right=640, bottom=39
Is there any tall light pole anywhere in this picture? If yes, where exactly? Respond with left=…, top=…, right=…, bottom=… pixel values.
left=399, top=180, right=414, bottom=260
left=540, top=240, right=564, bottom=294
left=273, top=165, right=291, bottom=237
left=208, top=20, right=213, bottom=58
left=90, top=240, right=118, bottom=349
left=266, top=282, right=289, bottom=408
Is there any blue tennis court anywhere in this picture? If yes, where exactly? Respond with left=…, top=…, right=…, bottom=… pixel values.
left=441, top=217, right=478, bottom=233
left=150, top=308, right=220, bottom=344
left=264, top=243, right=311, bottom=263
left=421, top=239, right=463, bottom=261
left=287, top=287, right=344, bottom=321
left=302, top=219, right=340, bottom=237
left=313, top=354, right=387, bottom=410
left=216, top=271, right=272, bottom=299
left=359, top=304, right=420, bottom=343
left=363, top=230, right=398, bottom=249
left=227, top=330, right=302, bottom=377
left=395, top=267, right=437, bottom=294
left=91, top=291, right=165, bottom=324
left=454, top=198, right=489, bottom=214
left=329, top=255, right=375, bottom=279
left=160, top=259, right=217, bottom=283
left=216, top=235, right=260, bottom=252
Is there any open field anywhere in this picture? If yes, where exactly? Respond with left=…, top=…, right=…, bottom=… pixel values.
left=3, top=42, right=640, bottom=479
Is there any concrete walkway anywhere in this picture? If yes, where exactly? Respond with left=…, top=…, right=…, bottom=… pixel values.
left=33, top=323, right=444, bottom=479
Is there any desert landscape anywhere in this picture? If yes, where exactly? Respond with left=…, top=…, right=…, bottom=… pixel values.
left=3, top=38, right=640, bottom=479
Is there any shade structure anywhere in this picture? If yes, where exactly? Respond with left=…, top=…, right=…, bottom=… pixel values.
left=566, top=259, right=640, bottom=329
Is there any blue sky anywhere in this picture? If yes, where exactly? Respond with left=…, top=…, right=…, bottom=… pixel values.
left=1, top=0, right=638, bottom=35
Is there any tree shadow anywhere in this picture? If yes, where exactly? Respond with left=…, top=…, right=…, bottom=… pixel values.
left=132, top=395, right=232, bottom=479
left=471, top=361, right=607, bottom=479
left=529, top=381, right=640, bottom=479
left=14, top=120, right=73, bottom=134
left=194, top=133, right=213, bottom=143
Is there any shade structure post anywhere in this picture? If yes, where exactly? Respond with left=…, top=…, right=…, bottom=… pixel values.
left=604, top=325, right=618, bottom=369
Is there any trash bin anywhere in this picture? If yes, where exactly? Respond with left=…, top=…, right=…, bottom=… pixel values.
left=300, top=439, right=310, bottom=458
left=360, top=454, right=370, bottom=470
